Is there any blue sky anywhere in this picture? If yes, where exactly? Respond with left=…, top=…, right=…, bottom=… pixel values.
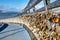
left=0, top=0, right=56, bottom=12
left=0, top=0, right=29, bottom=12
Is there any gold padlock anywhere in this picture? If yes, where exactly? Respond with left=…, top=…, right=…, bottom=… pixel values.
left=52, top=17, right=59, bottom=23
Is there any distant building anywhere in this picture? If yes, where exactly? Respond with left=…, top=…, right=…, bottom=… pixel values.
left=0, top=10, right=7, bottom=13
left=0, top=10, right=2, bottom=13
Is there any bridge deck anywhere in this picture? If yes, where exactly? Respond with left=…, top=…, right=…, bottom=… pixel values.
left=0, top=7, right=60, bottom=40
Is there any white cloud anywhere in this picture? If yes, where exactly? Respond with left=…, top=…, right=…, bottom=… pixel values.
left=0, top=4, right=27, bottom=12
left=0, top=4, right=21, bottom=12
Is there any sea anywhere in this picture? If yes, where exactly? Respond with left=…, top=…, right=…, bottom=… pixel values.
left=0, top=12, right=31, bottom=40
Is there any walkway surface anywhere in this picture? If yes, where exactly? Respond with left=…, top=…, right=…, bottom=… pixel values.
left=0, top=23, right=31, bottom=40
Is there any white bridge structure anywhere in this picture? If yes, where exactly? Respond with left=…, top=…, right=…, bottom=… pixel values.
left=0, top=0, right=60, bottom=40
left=0, top=8, right=60, bottom=40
